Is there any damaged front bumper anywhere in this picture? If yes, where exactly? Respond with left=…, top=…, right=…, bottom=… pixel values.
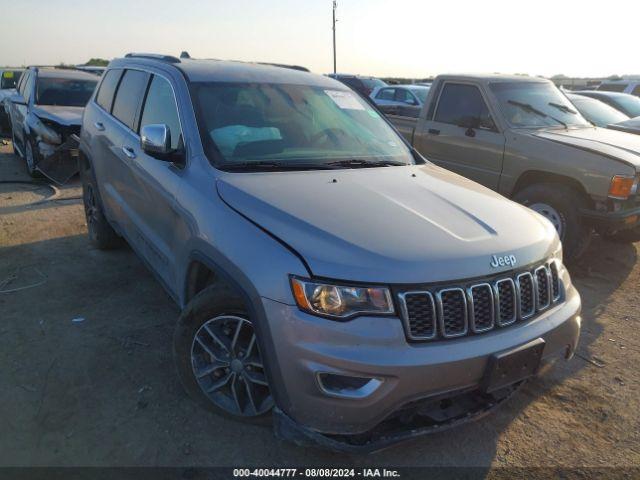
left=34, top=134, right=80, bottom=185
left=273, top=383, right=520, bottom=453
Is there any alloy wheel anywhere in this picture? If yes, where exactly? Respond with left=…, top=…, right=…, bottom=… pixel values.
left=190, top=315, right=273, bottom=417
left=529, top=202, right=564, bottom=238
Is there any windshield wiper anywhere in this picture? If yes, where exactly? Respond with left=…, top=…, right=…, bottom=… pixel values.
left=507, top=99, right=567, bottom=128
left=326, top=159, right=407, bottom=168
left=218, top=161, right=337, bottom=171
left=548, top=102, right=577, bottom=115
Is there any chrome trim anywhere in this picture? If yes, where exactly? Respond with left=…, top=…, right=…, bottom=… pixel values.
left=534, top=265, right=552, bottom=310
left=467, top=283, right=495, bottom=333
left=549, top=260, right=562, bottom=302
left=398, top=291, right=437, bottom=341
left=436, top=288, right=468, bottom=338
left=516, top=272, right=536, bottom=320
left=494, top=278, right=517, bottom=327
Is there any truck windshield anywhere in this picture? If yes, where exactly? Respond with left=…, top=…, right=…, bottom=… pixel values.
left=191, top=82, right=413, bottom=170
left=490, top=82, right=590, bottom=128
left=36, top=78, right=98, bottom=107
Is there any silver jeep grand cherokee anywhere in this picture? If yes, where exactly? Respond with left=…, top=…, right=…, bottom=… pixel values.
left=79, top=53, right=581, bottom=451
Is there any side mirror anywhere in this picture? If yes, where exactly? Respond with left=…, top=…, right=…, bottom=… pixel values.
left=140, top=124, right=171, bottom=158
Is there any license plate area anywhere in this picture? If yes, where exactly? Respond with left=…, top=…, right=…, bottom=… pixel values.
left=482, top=338, right=545, bottom=393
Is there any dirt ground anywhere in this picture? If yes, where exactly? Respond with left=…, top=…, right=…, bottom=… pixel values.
left=0, top=139, right=639, bottom=469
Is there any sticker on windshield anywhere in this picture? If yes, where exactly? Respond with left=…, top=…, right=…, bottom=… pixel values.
left=324, top=90, right=365, bottom=110
left=3, top=71, right=13, bottom=78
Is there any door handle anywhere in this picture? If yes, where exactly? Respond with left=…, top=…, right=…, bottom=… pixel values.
left=428, top=128, right=440, bottom=135
left=94, top=121, right=105, bottom=131
left=122, top=146, right=136, bottom=159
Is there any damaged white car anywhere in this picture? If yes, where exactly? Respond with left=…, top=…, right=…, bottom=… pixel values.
left=7, top=67, right=97, bottom=182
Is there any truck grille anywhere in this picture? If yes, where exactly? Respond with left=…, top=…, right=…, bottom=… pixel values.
left=398, top=260, right=563, bottom=342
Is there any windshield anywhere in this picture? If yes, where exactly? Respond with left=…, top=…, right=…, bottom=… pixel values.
left=490, top=82, right=590, bottom=128
left=36, top=78, right=97, bottom=107
left=611, top=94, right=640, bottom=117
left=192, top=82, right=414, bottom=169
left=570, top=97, right=629, bottom=127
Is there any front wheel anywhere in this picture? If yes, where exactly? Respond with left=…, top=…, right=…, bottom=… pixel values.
left=80, top=162, right=123, bottom=249
left=513, top=184, right=593, bottom=262
left=174, top=285, right=274, bottom=422
left=24, top=135, right=40, bottom=177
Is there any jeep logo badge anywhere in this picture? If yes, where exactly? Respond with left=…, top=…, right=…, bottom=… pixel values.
left=490, top=254, right=517, bottom=268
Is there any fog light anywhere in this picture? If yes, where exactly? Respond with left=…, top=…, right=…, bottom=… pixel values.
left=316, top=373, right=382, bottom=399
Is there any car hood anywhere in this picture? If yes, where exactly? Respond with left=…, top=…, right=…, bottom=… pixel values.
left=32, top=105, right=84, bottom=126
left=608, top=116, right=640, bottom=135
left=216, top=164, right=558, bottom=284
left=532, top=127, right=640, bottom=169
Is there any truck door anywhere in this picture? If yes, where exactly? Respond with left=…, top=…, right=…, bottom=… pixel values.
left=416, top=82, right=505, bottom=190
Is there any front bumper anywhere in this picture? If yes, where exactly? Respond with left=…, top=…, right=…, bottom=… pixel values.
left=580, top=203, right=640, bottom=233
left=34, top=135, right=80, bottom=185
left=261, top=283, right=581, bottom=440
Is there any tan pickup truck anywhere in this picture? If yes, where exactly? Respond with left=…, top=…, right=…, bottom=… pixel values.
left=387, top=74, right=640, bottom=260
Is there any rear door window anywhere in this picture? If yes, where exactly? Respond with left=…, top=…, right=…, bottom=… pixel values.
left=434, top=83, right=493, bottom=128
left=139, top=75, right=182, bottom=150
left=96, top=69, right=123, bottom=112
left=112, top=69, right=149, bottom=130
left=376, top=88, right=395, bottom=100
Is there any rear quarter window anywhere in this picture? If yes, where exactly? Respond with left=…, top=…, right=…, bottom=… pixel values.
left=112, top=69, right=150, bottom=130
left=96, top=69, right=123, bottom=112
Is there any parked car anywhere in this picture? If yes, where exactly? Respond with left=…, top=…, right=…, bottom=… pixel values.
left=566, top=93, right=630, bottom=126
left=328, top=73, right=387, bottom=97
left=386, top=74, right=640, bottom=258
left=79, top=54, right=580, bottom=451
left=573, top=91, right=640, bottom=118
left=7, top=67, right=98, bottom=181
left=0, top=68, right=24, bottom=132
left=597, top=79, right=640, bottom=97
left=370, top=84, right=430, bottom=118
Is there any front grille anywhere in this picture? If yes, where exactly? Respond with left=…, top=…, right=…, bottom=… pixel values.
left=437, top=288, right=467, bottom=338
left=535, top=266, right=551, bottom=309
left=398, top=260, right=563, bottom=342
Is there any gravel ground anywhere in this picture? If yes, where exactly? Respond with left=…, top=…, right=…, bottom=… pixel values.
left=0, top=140, right=639, bottom=469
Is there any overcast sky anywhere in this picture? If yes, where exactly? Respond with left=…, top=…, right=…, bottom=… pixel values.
left=1, top=0, right=637, bottom=78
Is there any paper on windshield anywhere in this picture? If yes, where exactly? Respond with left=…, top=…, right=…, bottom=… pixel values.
left=324, top=90, right=365, bottom=110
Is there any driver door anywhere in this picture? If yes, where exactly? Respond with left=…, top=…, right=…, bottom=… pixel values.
left=415, top=82, right=506, bottom=190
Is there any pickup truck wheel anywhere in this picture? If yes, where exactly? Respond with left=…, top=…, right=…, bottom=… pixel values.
left=514, top=184, right=592, bottom=262
left=603, top=226, right=640, bottom=244
left=174, top=285, right=274, bottom=423
left=80, top=166, right=123, bottom=249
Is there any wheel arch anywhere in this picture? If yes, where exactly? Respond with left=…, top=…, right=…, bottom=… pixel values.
left=512, top=170, right=593, bottom=206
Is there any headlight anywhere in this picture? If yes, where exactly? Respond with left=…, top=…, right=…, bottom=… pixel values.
left=290, top=277, right=394, bottom=319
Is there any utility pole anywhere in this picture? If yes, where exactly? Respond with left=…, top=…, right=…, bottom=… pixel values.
left=332, top=0, right=337, bottom=74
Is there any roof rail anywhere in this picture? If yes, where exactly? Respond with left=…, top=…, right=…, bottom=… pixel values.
left=124, top=53, right=181, bottom=63
left=257, top=62, right=310, bottom=72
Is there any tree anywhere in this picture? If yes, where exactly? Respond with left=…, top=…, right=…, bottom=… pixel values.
left=83, top=58, right=109, bottom=67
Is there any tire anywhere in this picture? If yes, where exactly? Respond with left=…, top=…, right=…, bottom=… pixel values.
left=513, top=184, right=593, bottom=262
left=80, top=162, right=123, bottom=249
left=174, top=284, right=274, bottom=423
left=604, top=226, right=640, bottom=244
left=24, top=135, right=40, bottom=178
left=11, top=129, right=23, bottom=159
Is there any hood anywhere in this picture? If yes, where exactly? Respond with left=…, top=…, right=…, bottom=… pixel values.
left=32, top=105, right=84, bottom=126
left=216, top=164, right=558, bottom=284
left=532, top=127, right=640, bottom=170
left=609, top=116, right=640, bottom=135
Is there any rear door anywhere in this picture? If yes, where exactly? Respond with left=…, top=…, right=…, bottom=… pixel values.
left=416, top=82, right=505, bottom=190
left=119, top=73, right=185, bottom=288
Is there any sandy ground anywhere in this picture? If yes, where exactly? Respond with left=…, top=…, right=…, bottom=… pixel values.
left=0, top=140, right=639, bottom=469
